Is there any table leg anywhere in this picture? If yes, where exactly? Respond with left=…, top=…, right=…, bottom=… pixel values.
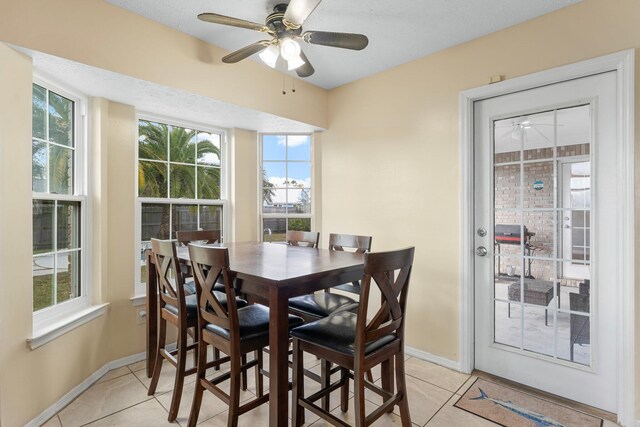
left=146, top=250, right=158, bottom=378
left=268, top=287, right=290, bottom=426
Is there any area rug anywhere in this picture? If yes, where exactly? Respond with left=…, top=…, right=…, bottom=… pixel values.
left=454, top=378, right=603, bottom=427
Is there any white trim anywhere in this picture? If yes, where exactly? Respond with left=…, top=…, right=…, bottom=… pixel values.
left=31, top=76, right=94, bottom=331
left=459, top=49, right=634, bottom=426
left=25, top=350, right=146, bottom=427
left=405, top=346, right=461, bottom=372
left=130, top=294, right=146, bottom=307
left=27, top=303, right=109, bottom=350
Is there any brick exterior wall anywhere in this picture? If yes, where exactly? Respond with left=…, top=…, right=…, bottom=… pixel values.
left=494, top=143, right=589, bottom=284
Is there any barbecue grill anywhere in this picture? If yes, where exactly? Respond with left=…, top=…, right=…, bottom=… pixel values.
left=495, top=224, right=537, bottom=278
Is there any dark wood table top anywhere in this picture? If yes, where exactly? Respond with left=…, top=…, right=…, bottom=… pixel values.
left=177, top=241, right=365, bottom=290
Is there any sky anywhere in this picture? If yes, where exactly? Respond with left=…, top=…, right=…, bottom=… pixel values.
left=263, top=135, right=311, bottom=205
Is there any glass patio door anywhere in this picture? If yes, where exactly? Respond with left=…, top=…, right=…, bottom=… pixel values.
left=473, top=72, right=617, bottom=412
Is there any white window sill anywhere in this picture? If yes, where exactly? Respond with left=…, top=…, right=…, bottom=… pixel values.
left=130, top=294, right=146, bottom=307
left=27, top=303, right=109, bottom=350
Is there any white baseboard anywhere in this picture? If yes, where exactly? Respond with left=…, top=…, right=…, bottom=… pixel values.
left=26, top=351, right=146, bottom=427
left=405, top=345, right=461, bottom=372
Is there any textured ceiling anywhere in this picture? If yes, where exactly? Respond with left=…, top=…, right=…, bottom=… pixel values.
left=105, top=0, right=580, bottom=89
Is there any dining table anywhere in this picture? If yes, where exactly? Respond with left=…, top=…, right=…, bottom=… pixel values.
left=145, top=241, right=386, bottom=426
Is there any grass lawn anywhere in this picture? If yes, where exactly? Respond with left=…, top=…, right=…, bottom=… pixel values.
left=33, top=273, right=73, bottom=312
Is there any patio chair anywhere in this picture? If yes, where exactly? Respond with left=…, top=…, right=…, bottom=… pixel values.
left=570, top=291, right=590, bottom=361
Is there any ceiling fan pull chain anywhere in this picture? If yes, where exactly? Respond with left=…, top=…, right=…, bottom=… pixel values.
left=292, top=76, right=296, bottom=93
left=282, top=63, right=287, bottom=95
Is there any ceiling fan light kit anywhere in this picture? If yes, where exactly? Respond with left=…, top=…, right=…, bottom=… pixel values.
left=259, top=44, right=279, bottom=68
left=197, top=0, right=369, bottom=78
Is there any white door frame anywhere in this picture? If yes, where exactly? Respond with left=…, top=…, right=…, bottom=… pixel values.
left=459, top=50, right=635, bottom=426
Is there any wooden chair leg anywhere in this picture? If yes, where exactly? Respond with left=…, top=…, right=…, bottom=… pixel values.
left=381, top=359, right=395, bottom=413
left=291, top=339, right=305, bottom=427
left=255, top=349, right=264, bottom=397
left=340, top=368, right=349, bottom=413
left=395, top=352, right=412, bottom=427
left=187, top=340, right=208, bottom=427
left=320, top=359, right=331, bottom=410
left=354, top=368, right=366, bottom=427
left=168, top=328, right=188, bottom=422
left=147, top=317, right=166, bottom=395
left=214, top=348, right=221, bottom=371
left=241, top=354, right=248, bottom=391
left=228, top=353, right=242, bottom=427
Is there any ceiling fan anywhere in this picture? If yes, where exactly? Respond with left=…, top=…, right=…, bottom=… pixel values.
left=197, top=0, right=369, bottom=78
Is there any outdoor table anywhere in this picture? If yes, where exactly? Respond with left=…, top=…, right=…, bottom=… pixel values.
left=507, top=279, right=560, bottom=326
left=145, top=241, right=385, bottom=426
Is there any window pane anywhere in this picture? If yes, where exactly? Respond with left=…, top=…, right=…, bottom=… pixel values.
left=139, top=121, right=168, bottom=161
left=138, top=160, right=167, bottom=198
left=170, top=126, right=196, bottom=164
left=287, top=163, right=311, bottom=188
left=49, top=145, right=73, bottom=195
left=57, top=251, right=81, bottom=303
left=197, top=132, right=221, bottom=166
left=33, top=200, right=54, bottom=254
left=57, top=201, right=81, bottom=250
left=141, top=203, right=170, bottom=240
left=264, top=162, right=286, bottom=187
left=288, top=218, right=311, bottom=232
left=263, top=135, right=286, bottom=160
left=287, top=135, right=311, bottom=160
left=172, top=204, right=198, bottom=239
left=264, top=218, right=286, bottom=242
left=200, top=205, right=223, bottom=233
left=197, top=166, right=220, bottom=200
left=33, top=254, right=54, bottom=311
left=32, top=140, right=47, bottom=192
left=170, top=164, right=196, bottom=198
left=290, top=188, right=311, bottom=214
left=33, top=84, right=46, bottom=140
left=48, top=92, right=74, bottom=147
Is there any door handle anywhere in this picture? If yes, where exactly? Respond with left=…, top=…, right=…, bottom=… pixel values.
left=476, top=246, right=488, bottom=257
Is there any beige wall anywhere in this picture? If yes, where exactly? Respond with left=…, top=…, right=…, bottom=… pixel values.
left=1, top=0, right=639, bottom=424
left=322, top=0, right=638, bottom=415
left=231, top=128, right=260, bottom=242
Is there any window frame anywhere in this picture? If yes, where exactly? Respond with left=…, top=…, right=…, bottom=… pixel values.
left=134, top=113, right=229, bottom=297
left=32, top=75, right=92, bottom=331
left=259, top=133, right=314, bottom=242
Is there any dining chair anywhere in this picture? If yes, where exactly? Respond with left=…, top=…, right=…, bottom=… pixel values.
left=286, top=230, right=320, bottom=247
left=187, top=244, right=304, bottom=427
left=148, top=239, right=246, bottom=422
left=176, top=229, right=222, bottom=294
left=288, top=233, right=363, bottom=322
left=287, top=232, right=368, bottom=409
left=290, top=247, right=415, bottom=427
left=326, top=233, right=372, bottom=295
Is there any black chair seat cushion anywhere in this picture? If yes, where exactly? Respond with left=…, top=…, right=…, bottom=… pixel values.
left=332, top=283, right=361, bottom=295
left=288, top=293, right=358, bottom=318
left=184, top=279, right=226, bottom=295
left=165, top=292, right=247, bottom=319
left=205, top=304, right=304, bottom=343
left=290, top=311, right=395, bottom=356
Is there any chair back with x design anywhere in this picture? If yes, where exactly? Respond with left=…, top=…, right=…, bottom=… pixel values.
left=286, top=230, right=320, bottom=248
left=188, top=244, right=240, bottom=338
left=355, top=247, right=415, bottom=356
left=151, top=239, right=187, bottom=313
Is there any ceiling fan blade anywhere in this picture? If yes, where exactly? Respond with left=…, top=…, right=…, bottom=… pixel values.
left=296, top=49, right=315, bottom=78
left=222, top=41, right=269, bottom=63
left=283, top=0, right=322, bottom=28
left=302, top=31, right=369, bottom=50
left=198, top=13, right=272, bottom=33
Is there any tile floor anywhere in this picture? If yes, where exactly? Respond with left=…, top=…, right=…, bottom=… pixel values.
left=41, top=355, right=618, bottom=427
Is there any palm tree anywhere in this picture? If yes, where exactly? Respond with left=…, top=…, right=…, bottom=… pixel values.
left=138, top=121, right=221, bottom=199
left=138, top=122, right=221, bottom=238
